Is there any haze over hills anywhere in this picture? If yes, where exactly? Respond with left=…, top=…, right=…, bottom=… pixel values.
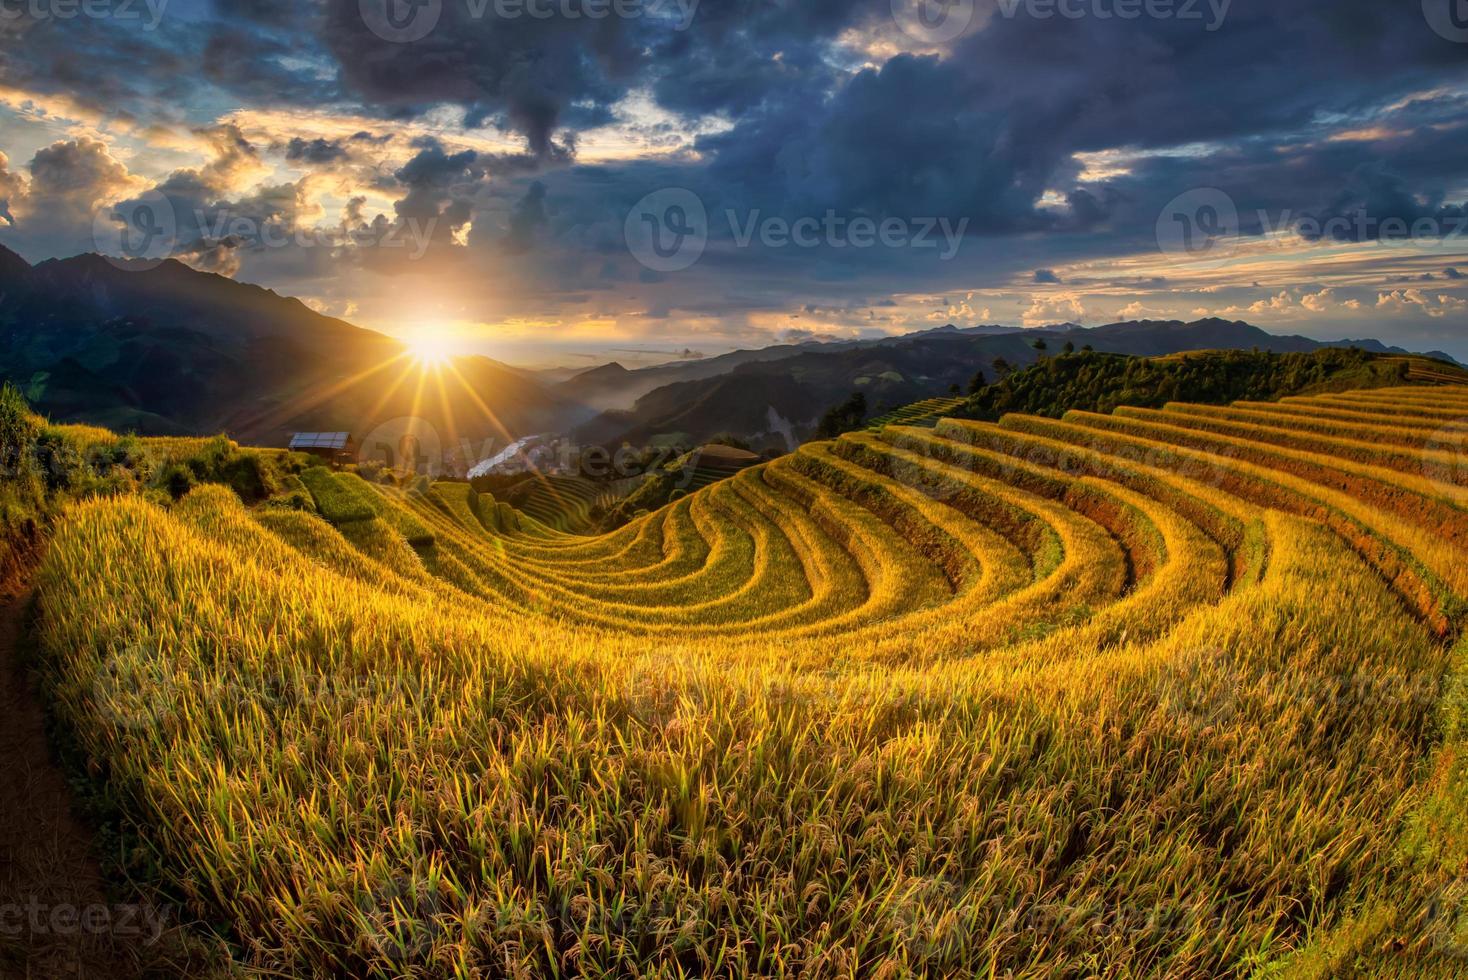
left=0, top=247, right=1457, bottom=457
left=553, top=342, right=855, bottom=411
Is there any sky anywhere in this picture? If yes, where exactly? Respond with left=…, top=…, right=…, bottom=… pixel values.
left=1, top=0, right=1468, bottom=367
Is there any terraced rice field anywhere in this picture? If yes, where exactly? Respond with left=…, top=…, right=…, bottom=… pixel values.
left=504, top=475, right=637, bottom=533
left=864, top=395, right=968, bottom=430
left=32, top=386, right=1468, bottom=976
left=673, top=444, right=762, bottom=493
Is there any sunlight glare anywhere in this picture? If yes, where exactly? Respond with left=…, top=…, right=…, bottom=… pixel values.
left=409, top=334, right=455, bottom=368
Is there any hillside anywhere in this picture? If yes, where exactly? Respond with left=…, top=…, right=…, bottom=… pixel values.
left=498, top=474, right=647, bottom=534
left=574, top=318, right=1461, bottom=452
left=0, top=245, right=591, bottom=448
left=602, top=443, right=764, bottom=526
left=961, top=347, right=1468, bottom=421
left=7, top=378, right=1466, bottom=975
left=864, top=396, right=968, bottom=430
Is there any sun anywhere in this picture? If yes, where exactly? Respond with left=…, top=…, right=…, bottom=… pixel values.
left=408, top=334, right=454, bottom=368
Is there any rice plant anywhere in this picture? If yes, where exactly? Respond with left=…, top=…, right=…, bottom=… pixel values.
left=27, top=385, right=1468, bottom=977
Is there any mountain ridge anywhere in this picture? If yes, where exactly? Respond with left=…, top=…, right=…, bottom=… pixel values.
left=573, top=317, right=1463, bottom=451
left=0, top=246, right=591, bottom=451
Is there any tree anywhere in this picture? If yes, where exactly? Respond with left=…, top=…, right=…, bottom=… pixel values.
left=963, top=346, right=1400, bottom=424
left=1032, top=338, right=1048, bottom=351
left=992, top=357, right=1012, bottom=378
left=817, top=392, right=869, bottom=439
left=1063, top=341, right=1076, bottom=354
left=967, top=369, right=988, bottom=395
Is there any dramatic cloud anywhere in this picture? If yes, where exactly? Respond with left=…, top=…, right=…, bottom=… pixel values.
left=285, top=138, right=350, bottom=165
left=0, top=138, right=146, bottom=255
left=0, top=152, right=27, bottom=226
left=2, top=0, right=1468, bottom=359
left=28, top=138, right=139, bottom=205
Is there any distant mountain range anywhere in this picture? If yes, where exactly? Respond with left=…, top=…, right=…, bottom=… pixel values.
left=0, top=245, right=1454, bottom=455
left=569, top=319, right=1458, bottom=451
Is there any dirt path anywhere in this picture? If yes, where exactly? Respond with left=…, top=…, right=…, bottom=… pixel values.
left=0, top=578, right=153, bottom=979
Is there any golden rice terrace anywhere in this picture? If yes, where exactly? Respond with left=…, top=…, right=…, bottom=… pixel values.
left=36, top=386, right=1468, bottom=976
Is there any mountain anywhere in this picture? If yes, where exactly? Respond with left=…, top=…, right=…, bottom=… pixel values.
left=1070, top=318, right=1457, bottom=361
left=573, top=318, right=1462, bottom=452
left=0, top=246, right=591, bottom=450
left=553, top=342, right=847, bottom=411
left=555, top=362, right=636, bottom=410
left=0, top=242, right=32, bottom=285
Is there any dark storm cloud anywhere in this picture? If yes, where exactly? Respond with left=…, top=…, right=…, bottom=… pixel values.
left=0, top=1, right=340, bottom=125
left=0, top=13, right=204, bottom=122
left=641, top=0, right=882, bottom=118
left=1299, top=167, right=1468, bottom=242
left=1033, top=269, right=1062, bottom=284
left=697, top=52, right=1082, bottom=231
left=505, top=180, right=548, bottom=254
left=957, top=0, right=1468, bottom=155
left=199, top=27, right=339, bottom=105
left=383, top=138, right=539, bottom=254
left=677, top=1, right=1468, bottom=250
left=285, top=138, right=351, bottom=165
left=219, top=0, right=317, bottom=28
left=316, top=0, right=653, bottom=156
left=1081, top=116, right=1468, bottom=256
